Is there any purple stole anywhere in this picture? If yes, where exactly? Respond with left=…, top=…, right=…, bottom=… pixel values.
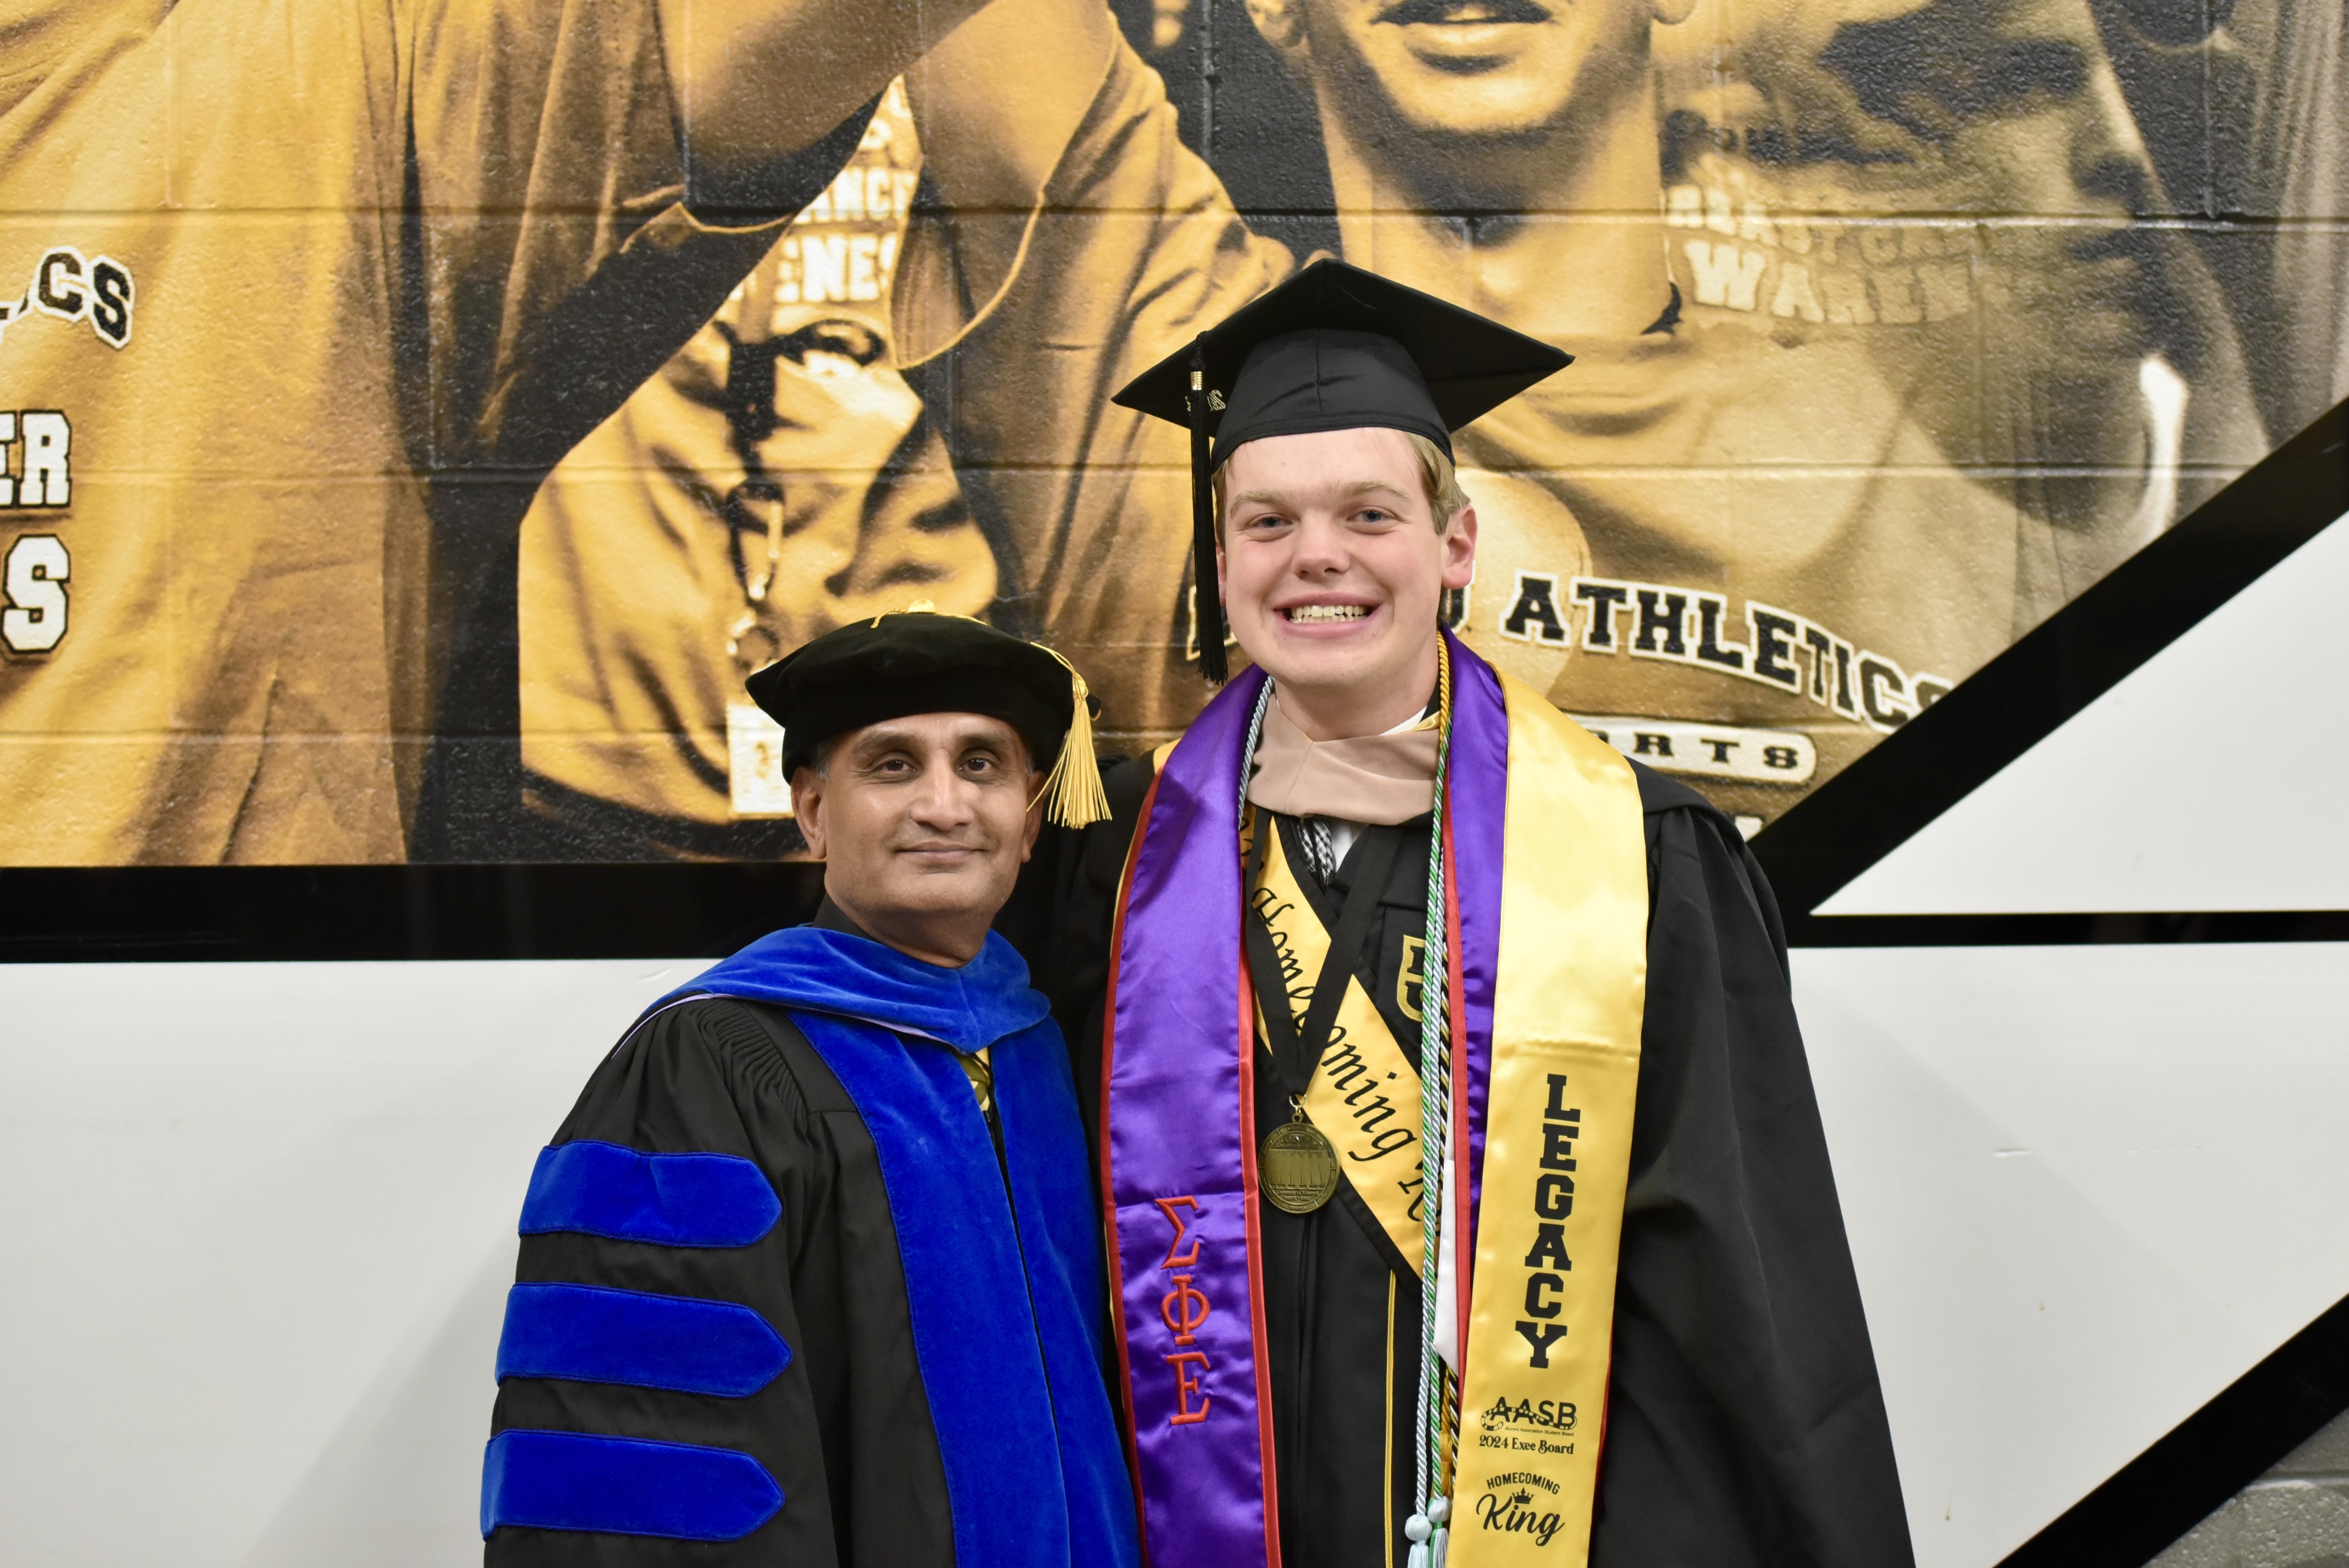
left=1101, top=630, right=1509, bottom=1568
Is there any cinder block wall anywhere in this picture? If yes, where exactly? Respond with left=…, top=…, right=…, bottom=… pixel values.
left=2152, top=1413, right=2349, bottom=1568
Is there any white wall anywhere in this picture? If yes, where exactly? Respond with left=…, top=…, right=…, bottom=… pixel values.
left=0, top=960, right=708, bottom=1568
left=3, top=945, right=2343, bottom=1567
left=1801, top=942, right=2349, bottom=1568
left=1823, top=509, right=2349, bottom=916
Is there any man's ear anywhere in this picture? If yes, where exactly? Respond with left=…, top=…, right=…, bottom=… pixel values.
left=1245, top=0, right=1308, bottom=59
left=790, top=767, right=827, bottom=860
left=1441, top=502, right=1480, bottom=593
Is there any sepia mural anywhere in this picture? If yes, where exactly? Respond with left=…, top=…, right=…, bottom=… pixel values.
left=3, top=0, right=2342, bottom=861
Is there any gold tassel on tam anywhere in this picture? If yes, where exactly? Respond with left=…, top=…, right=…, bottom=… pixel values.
left=1030, top=644, right=1111, bottom=830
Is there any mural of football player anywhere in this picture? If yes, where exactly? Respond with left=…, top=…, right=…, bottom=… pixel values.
left=512, top=0, right=2292, bottom=854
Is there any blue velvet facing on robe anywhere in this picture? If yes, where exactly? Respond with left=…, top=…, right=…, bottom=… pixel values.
left=518, top=1141, right=781, bottom=1247
left=663, top=926, right=1141, bottom=1568
left=482, top=1429, right=784, bottom=1541
left=667, top=922, right=1053, bottom=1051
left=496, top=1283, right=792, bottom=1396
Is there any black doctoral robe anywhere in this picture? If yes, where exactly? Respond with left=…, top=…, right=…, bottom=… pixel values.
left=487, top=989, right=955, bottom=1566
left=1011, top=756, right=1916, bottom=1568
left=483, top=903, right=1139, bottom=1568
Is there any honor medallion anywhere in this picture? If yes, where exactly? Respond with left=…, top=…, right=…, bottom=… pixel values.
left=1260, top=1114, right=1341, bottom=1213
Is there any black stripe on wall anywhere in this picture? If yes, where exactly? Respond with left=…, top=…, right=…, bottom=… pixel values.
left=7, top=865, right=2343, bottom=962
left=1782, top=911, right=2349, bottom=947
left=1997, top=1290, right=2349, bottom=1568
left=1752, top=395, right=2349, bottom=921
left=0, top=863, right=826, bottom=963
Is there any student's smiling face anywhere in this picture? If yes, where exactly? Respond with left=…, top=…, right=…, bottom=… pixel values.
left=1216, top=426, right=1476, bottom=738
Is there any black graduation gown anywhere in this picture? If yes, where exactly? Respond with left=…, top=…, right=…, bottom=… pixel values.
left=485, top=990, right=960, bottom=1566
left=1020, top=756, right=1916, bottom=1568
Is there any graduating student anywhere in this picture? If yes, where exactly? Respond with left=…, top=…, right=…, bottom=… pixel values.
left=483, top=610, right=1138, bottom=1568
left=1047, top=261, right=1913, bottom=1568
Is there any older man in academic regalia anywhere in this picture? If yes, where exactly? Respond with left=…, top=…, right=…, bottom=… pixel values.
left=482, top=611, right=1136, bottom=1568
left=1041, top=261, right=1914, bottom=1568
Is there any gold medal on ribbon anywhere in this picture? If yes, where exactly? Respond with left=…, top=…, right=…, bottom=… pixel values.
left=1259, top=1104, right=1342, bottom=1213
left=1248, top=824, right=1430, bottom=1248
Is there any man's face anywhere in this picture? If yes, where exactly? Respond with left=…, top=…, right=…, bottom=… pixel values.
left=1807, top=0, right=2156, bottom=368
left=1289, top=0, right=1652, bottom=142
left=791, top=714, right=1041, bottom=936
left=1763, top=0, right=2161, bottom=469
left=1217, top=426, right=1475, bottom=724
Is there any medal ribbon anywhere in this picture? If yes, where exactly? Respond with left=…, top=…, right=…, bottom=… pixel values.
left=1244, top=819, right=1425, bottom=1257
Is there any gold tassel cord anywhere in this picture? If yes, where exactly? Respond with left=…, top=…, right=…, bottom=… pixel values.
left=1032, top=649, right=1112, bottom=830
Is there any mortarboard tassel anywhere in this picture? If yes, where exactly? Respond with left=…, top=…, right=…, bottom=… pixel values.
left=1188, top=335, right=1228, bottom=684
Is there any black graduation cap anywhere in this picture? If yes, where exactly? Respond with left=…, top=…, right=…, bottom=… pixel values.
left=744, top=604, right=1109, bottom=827
left=1113, top=258, right=1572, bottom=681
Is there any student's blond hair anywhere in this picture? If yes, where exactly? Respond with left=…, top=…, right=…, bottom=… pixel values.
left=1213, top=428, right=1471, bottom=528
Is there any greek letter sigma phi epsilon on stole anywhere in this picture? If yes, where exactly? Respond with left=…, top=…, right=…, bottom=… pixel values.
left=1101, top=631, right=1648, bottom=1568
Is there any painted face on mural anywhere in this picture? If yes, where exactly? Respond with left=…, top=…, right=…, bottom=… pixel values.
left=1257, top=0, right=1658, bottom=143
left=1668, top=0, right=2175, bottom=475
left=1815, top=0, right=2157, bottom=365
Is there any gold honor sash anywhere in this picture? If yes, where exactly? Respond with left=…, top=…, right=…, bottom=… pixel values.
left=1249, top=818, right=1427, bottom=1260
left=1450, top=672, right=1648, bottom=1568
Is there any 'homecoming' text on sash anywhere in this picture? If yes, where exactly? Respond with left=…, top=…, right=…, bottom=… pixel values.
left=1249, top=815, right=1426, bottom=1262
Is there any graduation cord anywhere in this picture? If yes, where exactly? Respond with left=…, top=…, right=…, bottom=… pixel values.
left=1407, top=647, right=1457, bottom=1568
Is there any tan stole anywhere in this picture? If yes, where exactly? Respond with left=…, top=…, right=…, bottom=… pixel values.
left=1247, top=694, right=1438, bottom=825
left=1452, top=672, right=1648, bottom=1567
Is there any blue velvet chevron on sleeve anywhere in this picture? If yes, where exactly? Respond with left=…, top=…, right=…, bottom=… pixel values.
left=495, top=1283, right=792, bottom=1397
left=480, top=1429, right=784, bottom=1541
left=518, top=1140, right=780, bottom=1247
